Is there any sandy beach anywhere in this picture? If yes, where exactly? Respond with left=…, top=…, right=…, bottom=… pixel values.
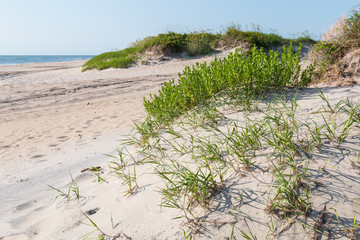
left=0, top=55, right=224, bottom=239
left=1, top=54, right=360, bottom=240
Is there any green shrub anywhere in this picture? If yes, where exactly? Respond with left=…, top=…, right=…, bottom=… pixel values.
left=220, top=28, right=285, bottom=49
left=186, top=32, right=220, bottom=56
left=144, top=45, right=316, bottom=125
left=82, top=47, right=142, bottom=71
left=138, top=32, right=220, bottom=56
left=140, top=32, right=188, bottom=54
left=220, top=27, right=317, bottom=50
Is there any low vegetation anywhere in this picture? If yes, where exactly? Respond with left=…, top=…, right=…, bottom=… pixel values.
left=144, top=45, right=315, bottom=125
left=81, top=47, right=142, bottom=72
left=82, top=27, right=316, bottom=72
left=218, top=26, right=316, bottom=49
left=76, top=10, right=360, bottom=239
left=114, top=88, right=359, bottom=238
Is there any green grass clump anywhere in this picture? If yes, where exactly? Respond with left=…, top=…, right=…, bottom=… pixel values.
left=219, top=27, right=317, bottom=49
left=186, top=32, right=221, bottom=56
left=136, top=31, right=221, bottom=56
left=139, top=32, right=188, bottom=54
left=81, top=47, right=142, bottom=72
left=220, top=27, right=283, bottom=49
left=144, top=45, right=316, bottom=125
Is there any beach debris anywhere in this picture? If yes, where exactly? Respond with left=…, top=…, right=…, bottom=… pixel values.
left=81, top=166, right=102, bottom=173
left=86, top=207, right=100, bottom=215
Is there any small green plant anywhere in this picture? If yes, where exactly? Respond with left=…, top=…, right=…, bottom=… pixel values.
left=123, top=117, right=160, bottom=148
left=183, top=229, right=193, bottom=240
left=48, top=185, right=71, bottom=202
left=240, top=230, right=258, bottom=240
left=80, top=211, right=106, bottom=240
left=108, top=147, right=128, bottom=170
left=304, top=120, right=323, bottom=149
left=116, top=165, right=139, bottom=196
left=91, top=167, right=107, bottom=183
left=318, top=90, right=343, bottom=114
left=349, top=144, right=360, bottom=168
left=267, top=158, right=310, bottom=218
left=331, top=202, right=360, bottom=239
left=207, top=123, right=257, bottom=170
left=320, top=107, right=356, bottom=146
left=48, top=171, right=80, bottom=202
left=155, top=159, right=220, bottom=220
left=349, top=203, right=360, bottom=239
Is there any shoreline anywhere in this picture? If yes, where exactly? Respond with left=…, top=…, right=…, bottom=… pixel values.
left=0, top=55, right=93, bottom=67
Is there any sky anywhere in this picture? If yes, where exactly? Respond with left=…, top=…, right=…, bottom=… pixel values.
left=0, top=0, right=359, bottom=55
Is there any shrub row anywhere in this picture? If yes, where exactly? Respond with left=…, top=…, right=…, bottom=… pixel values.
left=82, top=29, right=317, bottom=72
left=144, top=45, right=316, bottom=124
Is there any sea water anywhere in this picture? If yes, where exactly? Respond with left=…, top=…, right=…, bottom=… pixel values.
left=0, top=55, right=94, bottom=66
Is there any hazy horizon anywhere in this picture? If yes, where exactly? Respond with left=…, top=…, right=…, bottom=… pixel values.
left=1, top=0, right=359, bottom=55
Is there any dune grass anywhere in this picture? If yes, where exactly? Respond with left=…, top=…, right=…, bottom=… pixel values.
left=115, top=87, right=359, bottom=236
left=82, top=28, right=317, bottom=72
left=312, top=7, right=360, bottom=71
left=133, top=32, right=221, bottom=56
left=219, top=26, right=315, bottom=49
left=81, top=47, right=142, bottom=72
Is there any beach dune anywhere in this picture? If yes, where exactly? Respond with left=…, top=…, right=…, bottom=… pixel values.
left=1, top=53, right=360, bottom=239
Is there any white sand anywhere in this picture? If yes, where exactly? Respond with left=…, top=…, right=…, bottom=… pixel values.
left=0, top=55, right=226, bottom=239
left=0, top=55, right=360, bottom=239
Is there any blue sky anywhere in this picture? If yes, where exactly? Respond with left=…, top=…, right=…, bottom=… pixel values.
left=0, top=0, right=358, bottom=55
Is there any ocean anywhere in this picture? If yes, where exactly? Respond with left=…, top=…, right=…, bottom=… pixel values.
left=0, top=55, right=94, bottom=66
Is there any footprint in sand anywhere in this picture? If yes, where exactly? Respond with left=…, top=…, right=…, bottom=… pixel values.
left=31, top=154, right=45, bottom=159
left=57, top=136, right=69, bottom=142
left=36, top=159, right=47, bottom=163
left=15, top=200, right=36, bottom=211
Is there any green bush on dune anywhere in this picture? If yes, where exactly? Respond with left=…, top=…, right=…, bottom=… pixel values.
left=220, top=26, right=316, bottom=49
left=144, top=45, right=316, bottom=125
left=82, top=29, right=316, bottom=72
left=82, top=32, right=221, bottom=71
left=132, top=32, right=221, bottom=56
left=81, top=47, right=142, bottom=72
